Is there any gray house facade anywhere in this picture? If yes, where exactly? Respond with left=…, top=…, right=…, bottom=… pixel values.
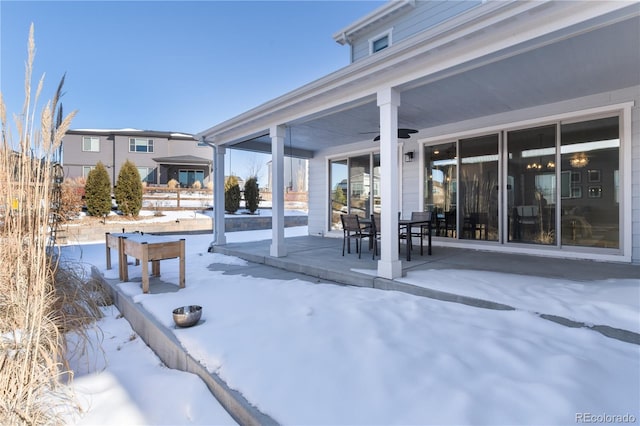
left=63, top=129, right=211, bottom=187
left=198, top=0, right=640, bottom=277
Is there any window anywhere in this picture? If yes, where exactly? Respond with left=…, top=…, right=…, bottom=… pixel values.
left=82, top=166, right=95, bottom=178
left=137, top=167, right=155, bottom=183
left=129, top=138, right=154, bottom=153
left=329, top=153, right=380, bottom=229
left=82, top=136, right=100, bottom=152
left=178, top=170, right=204, bottom=188
left=369, top=30, right=392, bottom=54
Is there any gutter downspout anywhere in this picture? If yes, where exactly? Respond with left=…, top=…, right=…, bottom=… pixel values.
left=198, top=137, right=218, bottom=249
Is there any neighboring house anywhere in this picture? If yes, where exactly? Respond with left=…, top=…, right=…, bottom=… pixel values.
left=197, top=0, right=640, bottom=278
left=62, top=129, right=211, bottom=187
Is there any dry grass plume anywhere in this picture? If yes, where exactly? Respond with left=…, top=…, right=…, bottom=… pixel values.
left=1, top=24, right=110, bottom=425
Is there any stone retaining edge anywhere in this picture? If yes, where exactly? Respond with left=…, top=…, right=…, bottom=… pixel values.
left=91, top=266, right=279, bottom=426
left=63, top=215, right=308, bottom=244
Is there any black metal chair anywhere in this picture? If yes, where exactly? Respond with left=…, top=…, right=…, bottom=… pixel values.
left=370, top=213, right=381, bottom=259
left=340, top=214, right=371, bottom=258
left=443, top=210, right=457, bottom=238
left=409, top=211, right=432, bottom=256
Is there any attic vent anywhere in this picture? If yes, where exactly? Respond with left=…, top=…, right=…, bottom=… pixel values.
left=372, top=35, right=389, bottom=52
left=369, top=29, right=392, bottom=54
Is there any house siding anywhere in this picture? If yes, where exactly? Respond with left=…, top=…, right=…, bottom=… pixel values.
left=62, top=133, right=115, bottom=182
left=61, top=130, right=209, bottom=187
left=351, top=0, right=481, bottom=62
left=307, top=155, right=327, bottom=236
left=631, top=100, right=640, bottom=263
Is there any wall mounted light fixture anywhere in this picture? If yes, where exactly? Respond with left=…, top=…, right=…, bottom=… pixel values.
left=404, top=151, right=414, bottom=162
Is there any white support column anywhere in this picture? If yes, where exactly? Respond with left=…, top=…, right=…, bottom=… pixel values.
left=270, top=125, right=287, bottom=257
left=377, top=88, right=403, bottom=279
left=214, top=146, right=226, bottom=245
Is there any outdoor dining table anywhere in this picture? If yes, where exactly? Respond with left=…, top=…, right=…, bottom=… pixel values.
left=358, top=216, right=432, bottom=261
left=105, top=232, right=185, bottom=294
left=399, top=217, right=432, bottom=261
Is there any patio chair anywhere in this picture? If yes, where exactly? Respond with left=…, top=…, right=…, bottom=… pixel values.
left=409, top=211, right=432, bottom=256
left=463, top=212, right=487, bottom=240
left=370, top=213, right=381, bottom=259
left=341, top=214, right=371, bottom=258
left=441, top=210, right=456, bottom=238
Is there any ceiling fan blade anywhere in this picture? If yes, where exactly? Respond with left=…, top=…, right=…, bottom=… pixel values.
left=372, top=128, right=418, bottom=141
left=400, top=128, right=418, bottom=135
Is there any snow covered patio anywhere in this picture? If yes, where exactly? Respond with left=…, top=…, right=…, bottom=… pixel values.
left=62, top=229, right=639, bottom=424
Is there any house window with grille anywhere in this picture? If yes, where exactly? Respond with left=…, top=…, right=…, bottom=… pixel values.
left=129, top=138, right=154, bottom=153
left=82, top=136, right=100, bottom=152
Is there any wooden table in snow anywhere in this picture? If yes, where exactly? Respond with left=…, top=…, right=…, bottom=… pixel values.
left=106, top=232, right=185, bottom=294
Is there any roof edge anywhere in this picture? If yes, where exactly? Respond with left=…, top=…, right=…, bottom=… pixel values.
left=332, top=0, right=414, bottom=45
left=67, top=129, right=197, bottom=140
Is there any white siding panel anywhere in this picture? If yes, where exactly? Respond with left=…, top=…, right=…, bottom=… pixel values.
left=632, top=102, right=640, bottom=263
left=401, top=139, right=421, bottom=216
left=307, top=156, right=327, bottom=236
left=351, top=1, right=481, bottom=62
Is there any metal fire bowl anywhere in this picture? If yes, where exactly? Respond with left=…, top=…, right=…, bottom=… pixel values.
left=172, top=305, right=202, bottom=328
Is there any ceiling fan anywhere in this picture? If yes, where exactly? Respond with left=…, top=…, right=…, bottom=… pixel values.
left=361, top=128, right=418, bottom=141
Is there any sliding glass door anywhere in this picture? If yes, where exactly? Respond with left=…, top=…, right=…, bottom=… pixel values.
left=422, top=114, right=620, bottom=252
left=560, top=117, right=619, bottom=248
left=330, top=159, right=348, bottom=230
left=425, top=143, right=457, bottom=237
left=459, top=134, right=499, bottom=241
left=506, top=125, right=557, bottom=245
left=329, top=153, right=381, bottom=229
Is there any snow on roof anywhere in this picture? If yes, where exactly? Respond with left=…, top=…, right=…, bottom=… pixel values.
left=67, top=129, right=196, bottom=139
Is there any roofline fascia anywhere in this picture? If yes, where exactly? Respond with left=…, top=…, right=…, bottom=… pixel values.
left=67, top=129, right=196, bottom=140
left=197, top=0, right=637, bottom=144
left=332, top=0, right=415, bottom=45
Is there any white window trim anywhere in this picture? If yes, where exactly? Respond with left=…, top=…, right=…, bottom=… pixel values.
left=129, top=138, right=154, bottom=153
left=369, top=28, right=393, bottom=55
left=82, top=136, right=100, bottom=152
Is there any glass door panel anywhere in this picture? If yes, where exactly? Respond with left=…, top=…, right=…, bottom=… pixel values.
left=506, top=125, right=557, bottom=244
left=560, top=117, right=619, bottom=248
left=424, top=142, right=457, bottom=238
left=330, top=159, right=348, bottom=230
left=459, top=135, right=499, bottom=241
left=349, top=155, right=371, bottom=218
left=372, top=154, right=381, bottom=214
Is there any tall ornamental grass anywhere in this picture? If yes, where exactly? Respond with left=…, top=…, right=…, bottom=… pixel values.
left=0, top=24, right=109, bottom=425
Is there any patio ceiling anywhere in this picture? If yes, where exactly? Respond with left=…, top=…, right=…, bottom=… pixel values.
left=206, top=5, right=639, bottom=158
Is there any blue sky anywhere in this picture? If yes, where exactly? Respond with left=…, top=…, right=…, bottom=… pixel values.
left=1, top=0, right=382, bottom=180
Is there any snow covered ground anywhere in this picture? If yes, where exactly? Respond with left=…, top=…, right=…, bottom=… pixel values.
left=59, top=225, right=639, bottom=425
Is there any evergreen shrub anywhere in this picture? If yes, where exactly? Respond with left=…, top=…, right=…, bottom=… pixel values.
left=244, top=176, right=260, bottom=214
left=115, top=159, right=143, bottom=216
left=84, top=162, right=112, bottom=216
left=224, top=175, right=241, bottom=213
